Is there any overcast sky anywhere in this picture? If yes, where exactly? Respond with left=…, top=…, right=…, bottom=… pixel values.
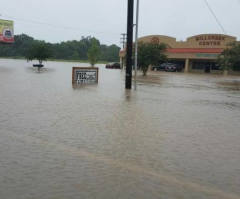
left=1, top=0, right=240, bottom=46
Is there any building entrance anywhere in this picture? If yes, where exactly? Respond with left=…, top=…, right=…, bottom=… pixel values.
left=169, top=60, right=185, bottom=72
left=205, top=65, right=211, bottom=73
left=192, top=61, right=220, bottom=73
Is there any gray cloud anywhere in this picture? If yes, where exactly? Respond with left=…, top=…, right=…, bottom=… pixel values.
left=1, top=0, right=240, bottom=45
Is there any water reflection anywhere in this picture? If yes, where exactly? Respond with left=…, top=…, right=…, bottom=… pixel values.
left=217, top=80, right=240, bottom=90
left=124, top=89, right=132, bottom=101
left=26, top=66, right=55, bottom=73
left=72, top=83, right=98, bottom=90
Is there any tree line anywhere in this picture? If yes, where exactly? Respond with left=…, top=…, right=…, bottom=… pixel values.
left=0, top=34, right=120, bottom=62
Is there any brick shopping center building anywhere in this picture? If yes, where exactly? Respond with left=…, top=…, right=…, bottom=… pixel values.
left=119, top=34, right=240, bottom=74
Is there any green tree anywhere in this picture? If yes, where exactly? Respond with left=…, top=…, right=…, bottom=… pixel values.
left=0, top=34, right=120, bottom=63
left=87, top=38, right=100, bottom=67
left=100, top=44, right=121, bottom=62
left=0, top=34, right=34, bottom=58
left=137, top=42, right=167, bottom=76
left=25, top=41, right=52, bottom=64
left=218, top=42, right=240, bottom=71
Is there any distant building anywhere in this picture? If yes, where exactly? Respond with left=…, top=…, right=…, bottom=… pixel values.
left=119, top=34, right=240, bottom=74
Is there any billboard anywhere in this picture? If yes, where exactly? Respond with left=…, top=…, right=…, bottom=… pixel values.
left=0, top=19, right=14, bottom=43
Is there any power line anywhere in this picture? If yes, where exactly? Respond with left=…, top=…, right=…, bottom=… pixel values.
left=0, top=13, right=121, bottom=36
left=203, top=0, right=226, bottom=34
left=1, top=14, right=82, bottom=31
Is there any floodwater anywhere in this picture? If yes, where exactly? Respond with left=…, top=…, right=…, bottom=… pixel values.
left=0, top=59, right=240, bottom=199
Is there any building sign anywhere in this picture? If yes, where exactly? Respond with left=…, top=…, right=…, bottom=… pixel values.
left=195, top=35, right=225, bottom=46
left=151, top=37, right=160, bottom=44
left=72, top=67, right=99, bottom=84
left=0, top=19, right=14, bottom=43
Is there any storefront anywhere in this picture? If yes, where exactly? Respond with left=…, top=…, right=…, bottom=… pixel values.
left=120, top=34, right=239, bottom=74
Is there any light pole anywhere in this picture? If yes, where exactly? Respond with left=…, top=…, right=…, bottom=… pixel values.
left=134, top=0, right=140, bottom=90
left=125, top=0, right=134, bottom=89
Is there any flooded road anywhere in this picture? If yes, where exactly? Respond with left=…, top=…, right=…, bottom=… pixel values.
left=0, top=59, right=240, bottom=199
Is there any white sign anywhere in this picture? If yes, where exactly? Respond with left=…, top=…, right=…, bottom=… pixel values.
left=72, top=67, right=99, bottom=84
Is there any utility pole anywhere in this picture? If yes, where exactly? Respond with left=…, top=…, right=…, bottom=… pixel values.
left=134, top=0, right=140, bottom=90
left=125, top=0, right=134, bottom=89
left=120, top=33, right=127, bottom=49
left=120, top=33, right=127, bottom=69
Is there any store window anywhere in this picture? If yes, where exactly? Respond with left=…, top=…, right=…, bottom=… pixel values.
left=192, top=62, right=205, bottom=70
left=211, top=63, right=221, bottom=70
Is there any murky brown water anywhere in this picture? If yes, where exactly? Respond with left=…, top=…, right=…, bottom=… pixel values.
left=0, top=59, right=240, bottom=199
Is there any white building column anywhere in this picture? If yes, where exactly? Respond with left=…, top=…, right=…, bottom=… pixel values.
left=184, top=58, right=190, bottom=73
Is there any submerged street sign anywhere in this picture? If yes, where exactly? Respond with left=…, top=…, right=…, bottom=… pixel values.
left=72, top=67, right=99, bottom=84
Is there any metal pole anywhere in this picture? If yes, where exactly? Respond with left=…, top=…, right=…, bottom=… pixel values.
left=120, top=33, right=127, bottom=69
left=134, top=0, right=139, bottom=90
left=121, top=33, right=127, bottom=49
left=125, top=0, right=134, bottom=89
